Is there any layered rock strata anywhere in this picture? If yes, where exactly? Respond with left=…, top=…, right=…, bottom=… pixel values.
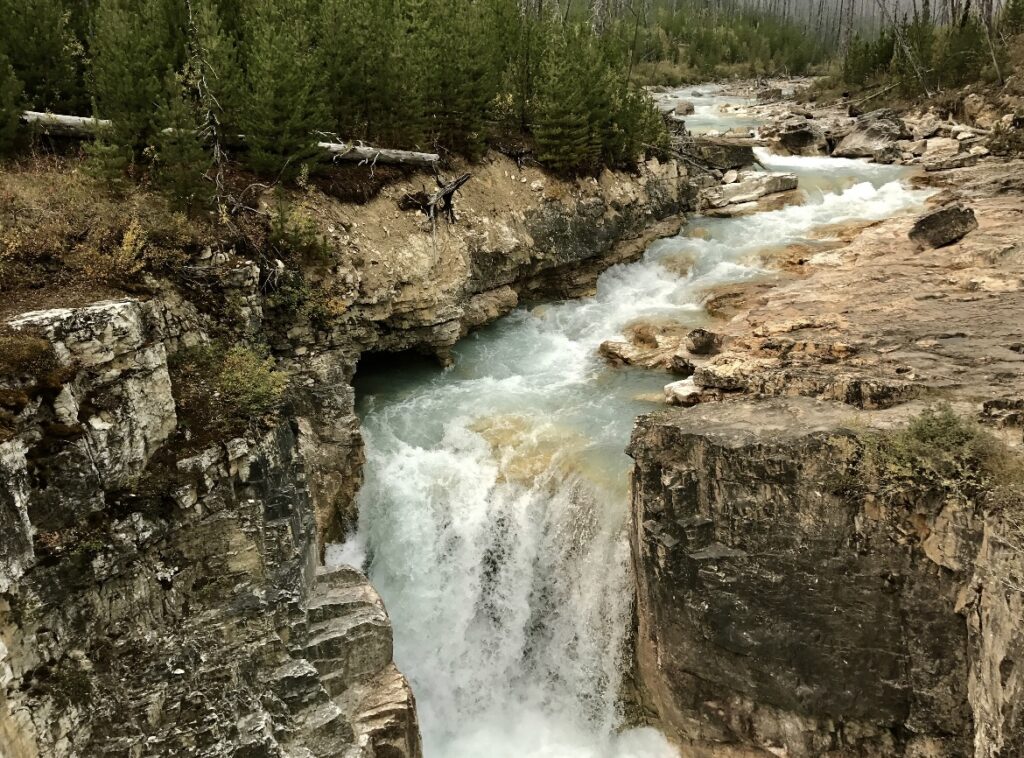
left=629, top=400, right=1022, bottom=757
left=626, top=152, right=1024, bottom=758
left=0, top=154, right=696, bottom=757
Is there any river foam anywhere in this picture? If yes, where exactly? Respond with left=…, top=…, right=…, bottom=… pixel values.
left=338, top=140, right=930, bottom=757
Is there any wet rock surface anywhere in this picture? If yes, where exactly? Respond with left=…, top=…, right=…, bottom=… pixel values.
left=832, top=108, right=912, bottom=158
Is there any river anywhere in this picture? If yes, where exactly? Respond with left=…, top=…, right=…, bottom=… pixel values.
left=331, top=88, right=931, bottom=757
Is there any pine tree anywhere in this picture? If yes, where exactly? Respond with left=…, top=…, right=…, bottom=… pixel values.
left=0, top=0, right=86, bottom=113
left=90, top=0, right=181, bottom=154
left=188, top=0, right=244, bottom=142
left=0, top=54, right=24, bottom=156
left=427, top=0, right=503, bottom=157
left=1003, top=0, right=1024, bottom=33
left=318, top=0, right=400, bottom=143
left=152, top=73, right=209, bottom=210
left=532, top=28, right=603, bottom=174
left=239, top=0, right=328, bottom=179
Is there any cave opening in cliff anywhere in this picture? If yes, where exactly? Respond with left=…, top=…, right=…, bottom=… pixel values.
left=352, top=348, right=448, bottom=405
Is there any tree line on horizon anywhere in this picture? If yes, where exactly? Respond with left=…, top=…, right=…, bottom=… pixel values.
left=0, top=0, right=1018, bottom=208
left=838, top=0, right=1024, bottom=93
left=0, top=0, right=676, bottom=201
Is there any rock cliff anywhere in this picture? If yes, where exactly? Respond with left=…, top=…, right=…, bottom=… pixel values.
left=0, top=155, right=695, bottom=757
left=630, top=400, right=1024, bottom=757
left=626, top=156, right=1024, bottom=757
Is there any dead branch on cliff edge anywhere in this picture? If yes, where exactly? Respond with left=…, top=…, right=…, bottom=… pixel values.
left=399, top=173, right=472, bottom=224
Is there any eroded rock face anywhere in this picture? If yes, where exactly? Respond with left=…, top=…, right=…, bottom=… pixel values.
left=628, top=400, right=1023, bottom=757
left=0, top=300, right=421, bottom=758
left=1, top=156, right=697, bottom=757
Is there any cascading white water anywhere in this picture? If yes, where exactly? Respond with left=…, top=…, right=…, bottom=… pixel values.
left=334, top=101, right=932, bottom=757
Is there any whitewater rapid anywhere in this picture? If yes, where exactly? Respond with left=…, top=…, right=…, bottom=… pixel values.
left=333, top=98, right=932, bottom=757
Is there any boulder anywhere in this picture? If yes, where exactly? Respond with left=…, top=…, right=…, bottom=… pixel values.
left=757, top=87, right=783, bottom=103
left=924, top=136, right=962, bottom=158
left=906, top=138, right=928, bottom=156
left=963, top=93, right=1000, bottom=129
left=692, top=136, right=756, bottom=169
left=833, top=109, right=912, bottom=158
left=909, top=112, right=946, bottom=140
left=670, top=354, right=696, bottom=377
left=908, top=204, right=978, bottom=248
left=674, top=100, right=695, bottom=116
left=722, top=169, right=738, bottom=184
left=872, top=143, right=903, bottom=164
left=923, top=153, right=979, bottom=172
left=699, top=172, right=799, bottom=210
left=664, top=379, right=701, bottom=406
left=777, top=118, right=828, bottom=156
left=685, top=327, right=720, bottom=355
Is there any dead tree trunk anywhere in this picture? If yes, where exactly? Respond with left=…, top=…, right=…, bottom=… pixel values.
left=19, top=111, right=440, bottom=168
left=399, top=173, right=472, bottom=223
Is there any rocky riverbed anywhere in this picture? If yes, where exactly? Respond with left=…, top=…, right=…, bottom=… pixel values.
left=2, top=79, right=1022, bottom=758
left=626, top=83, right=1024, bottom=757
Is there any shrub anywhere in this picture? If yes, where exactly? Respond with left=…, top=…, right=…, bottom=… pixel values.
left=170, top=342, right=289, bottom=440
left=0, top=327, right=58, bottom=379
left=858, top=404, right=1024, bottom=509
left=988, top=119, right=1024, bottom=156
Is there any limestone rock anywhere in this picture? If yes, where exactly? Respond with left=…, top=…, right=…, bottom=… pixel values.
left=684, top=328, right=720, bottom=355
left=674, top=100, right=695, bottom=116
left=776, top=117, right=828, bottom=156
left=691, top=136, right=756, bottom=170
left=833, top=109, right=912, bottom=158
left=924, top=136, right=962, bottom=158
left=924, top=152, right=979, bottom=172
left=627, top=399, right=1019, bottom=757
left=909, top=204, right=978, bottom=248
left=698, top=172, right=798, bottom=210
left=663, top=379, right=700, bottom=406
left=872, top=143, right=903, bottom=164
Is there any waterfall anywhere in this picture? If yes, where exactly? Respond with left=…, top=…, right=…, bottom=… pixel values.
left=337, top=111, right=931, bottom=757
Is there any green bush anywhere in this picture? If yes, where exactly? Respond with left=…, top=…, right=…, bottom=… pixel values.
left=988, top=119, right=1024, bottom=156
left=858, top=404, right=1023, bottom=508
left=170, top=343, right=289, bottom=438
left=216, top=345, right=289, bottom=420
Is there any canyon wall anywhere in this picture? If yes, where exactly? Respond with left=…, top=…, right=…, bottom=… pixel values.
left=626, top=156, right=1024, bottom=758
left=0, top=155, right=695, bottom=757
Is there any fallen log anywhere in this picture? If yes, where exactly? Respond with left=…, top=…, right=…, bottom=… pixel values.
left=20, top=110, right=440, bottom=167
left=317, top=140, right=438, bottom=167
left=21, top=110, right=109, bottom=137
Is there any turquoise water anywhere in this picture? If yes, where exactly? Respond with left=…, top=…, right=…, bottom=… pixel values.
left=337, top=127, right=928, bottom=757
